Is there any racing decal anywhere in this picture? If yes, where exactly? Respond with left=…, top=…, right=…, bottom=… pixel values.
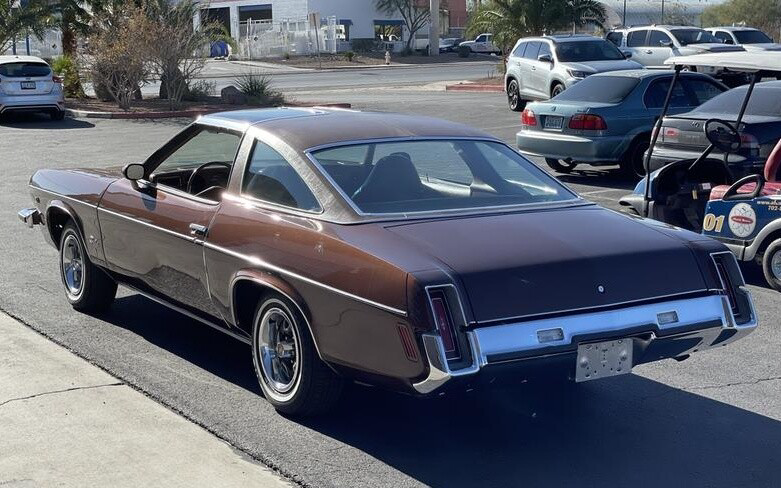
left=727, top=203, right=757, bottom=238
left=702, top=213, right=725, bottom=233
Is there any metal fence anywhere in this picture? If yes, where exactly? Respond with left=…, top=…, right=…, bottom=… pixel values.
left=238, top=16, right=341, bottom=59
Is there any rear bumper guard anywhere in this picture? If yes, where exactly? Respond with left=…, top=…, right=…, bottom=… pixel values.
left=413, top=292, right=757, bottom=394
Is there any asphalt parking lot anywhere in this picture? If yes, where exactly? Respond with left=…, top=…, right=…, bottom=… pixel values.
left=2, top=90, right=780, bottom=488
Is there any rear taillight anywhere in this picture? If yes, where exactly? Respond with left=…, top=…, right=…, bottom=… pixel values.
left=568, top=114, right=607, bottom=130
left=714, top=259, right=738, bottom=313
left=521, top=108, right=537, bottom=126
left=711, top=252, right=751, bottom=324
left=52, top=75, right=63, bottom=84
left=429, top=291, right=459, bottom=359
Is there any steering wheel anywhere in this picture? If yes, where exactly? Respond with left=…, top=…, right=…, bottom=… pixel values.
left=704, top=119, right=741, bottom=153
left=186, top=161, right=232, bottom=194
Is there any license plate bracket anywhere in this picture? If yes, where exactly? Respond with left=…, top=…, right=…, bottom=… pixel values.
left=544, top=116, right=563, bottom=130
left=575, top=338, right=633, bottom=382
left=20, top=81, right=36, bottom=90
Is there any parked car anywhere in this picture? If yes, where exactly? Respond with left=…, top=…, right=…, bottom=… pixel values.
left=646, top=80, right=781, bottom=174
left=606, top=25, right=744, bottom=79
left=18, top=108, right=758, bottom=415
left=439, top=37, right=464, bottom=53
left=505, top=35, right=642, bottom=111
left=708, top=26, right=781, bottom=51
left=0, top=55, right=65, bottom=120
left=460, top=33, right=500, bottom=54
left=516, top=70, right=727, bottom=176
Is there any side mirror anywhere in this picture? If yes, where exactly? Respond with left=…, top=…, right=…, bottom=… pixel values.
left=538, top=53, right=553, bottom=63
left=622, top=50, right=632, bottom=58
left=123, top=163, right=145, bottom=181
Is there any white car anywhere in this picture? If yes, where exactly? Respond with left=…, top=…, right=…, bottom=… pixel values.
left=708, top=26, right=781, bottom=51
left=460, top=34, right=501, bottom=54
left=0, top=55, right=65, bottom=120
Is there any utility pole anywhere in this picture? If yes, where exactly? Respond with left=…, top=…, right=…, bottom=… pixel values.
left=623, top=0, right=627, bottom=26
left=429, top=0, right=440, bottom=57
left=661, top=0, right=665, bottom=23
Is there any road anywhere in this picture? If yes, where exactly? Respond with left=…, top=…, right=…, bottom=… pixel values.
left=1, top=87, right=780, bottom=488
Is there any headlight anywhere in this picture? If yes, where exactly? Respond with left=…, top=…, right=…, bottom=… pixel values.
left=568, top=69, right=590, bottom=79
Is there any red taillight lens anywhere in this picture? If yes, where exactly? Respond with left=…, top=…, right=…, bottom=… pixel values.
left=661, top=127, right=679, bottom=143
left=430, top=293, right=459, bottom=359
left=396, top=324, right=418, bottom=362
left=568, top=114, right=607, bottom=130
left=52, top=75, right=63, bottom=84
left=521, top=108, right=537, bottom=126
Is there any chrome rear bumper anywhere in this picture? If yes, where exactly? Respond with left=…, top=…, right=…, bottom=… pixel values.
left=18, top=208, right=42, bottom=228
left=413, top=291, right=757, bottom=394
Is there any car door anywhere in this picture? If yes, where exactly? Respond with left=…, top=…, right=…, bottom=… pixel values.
left=98, top=123, right=243, bottom=319
left=507, top=41, right=528, bottom=86
left=530, top=41, right=554, bottom=98
left=625, top=29, right=650, bottom=66
left=645, top=30, right=675, bottom=68
left=519, top=41, right=541, bottom=98
left=473, top=34, right=488, bottom=52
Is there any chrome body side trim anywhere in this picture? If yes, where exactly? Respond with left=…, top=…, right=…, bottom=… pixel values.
left=204, top=242, right=407, bottom=317
left=97, top=206, right=198, bottom=243
left=122, top=284, right=251, bottom=345
left=412, top=293, right=758, bottom=394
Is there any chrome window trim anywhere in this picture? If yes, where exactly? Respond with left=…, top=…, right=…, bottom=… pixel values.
left=304, top=136, right=583, bottom=220
left=139, top=179, right=225, bottom=206
left=223, top=192, right=325, bottom=217
left=203, top=241, right=407, bottom=317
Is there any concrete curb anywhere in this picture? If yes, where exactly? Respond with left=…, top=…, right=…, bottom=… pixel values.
left=445, top=83, right=504, bottom=93
left=65, top=102, right=352, bottom=120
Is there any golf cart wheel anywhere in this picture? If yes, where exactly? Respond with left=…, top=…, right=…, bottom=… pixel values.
left=762, top=239, right=781, bottom=292
left=507, top=80, right=525, bottom=112
left=546, top=158, right=577, bottom=173
left=620, top=137, right=650, bottom=178
left=551, top=83, right=565, bottom=98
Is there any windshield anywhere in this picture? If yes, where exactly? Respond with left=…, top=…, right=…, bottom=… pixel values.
left=691, top=82, right=781, bottom=118
left=552, top=75, right=640, bottom=103
left=0, top=62, right=51, bottom=78
left=672, top=29, right=720, bottom=46
left=734, top=30, right=773, bottom=44
left=311, top=140, right=576, bottom=214
left=555, top=40, right=625, bottom=62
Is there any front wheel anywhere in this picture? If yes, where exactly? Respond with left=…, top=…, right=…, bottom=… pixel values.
left=546, top=158, right=577, bottom=173
left=252, top=294, right=343, bottom=415
left=762, top=239, right=781, bottom=292
left=507, top=80, right=525, bottom=112
left=550, top=83, right=565, bottom=98
left=59, top=223, right=117, bottom=312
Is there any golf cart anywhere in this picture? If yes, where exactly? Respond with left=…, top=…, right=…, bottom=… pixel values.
left=620, top=51, right=781, bottom=290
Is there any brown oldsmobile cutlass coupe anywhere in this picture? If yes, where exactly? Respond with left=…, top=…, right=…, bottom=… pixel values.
left=19, top=108, right=757, bottom=415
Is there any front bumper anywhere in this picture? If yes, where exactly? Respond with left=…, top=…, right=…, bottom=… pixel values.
left=0, top=92, right=64, bottom=114
left=517, top=129, right=627, bottom=163
left=413, top=292, right=757, bottom=394
left=18, top=208, right=42, bottom=228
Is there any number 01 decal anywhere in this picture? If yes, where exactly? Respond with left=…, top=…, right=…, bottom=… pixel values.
left=702, top=213, right=725, bottom=232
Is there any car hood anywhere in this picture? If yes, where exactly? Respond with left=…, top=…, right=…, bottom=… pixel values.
left=741, top=43, right=781, bottom=51
left=383, top=205, right=708, bottom=323
left=564, top=59, right=643, bottom=74
left=682, top=43, right=744, bottom=53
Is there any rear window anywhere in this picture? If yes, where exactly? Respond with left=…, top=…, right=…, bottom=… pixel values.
left=691, top=83, right=781, bottom=117
left=552, top=76, right=640, bottom=103
left=555, top=40, right=625, bottom=62
left=0, top=62, right=51, bottom=78
left=311, top=140, right=575, bottom=214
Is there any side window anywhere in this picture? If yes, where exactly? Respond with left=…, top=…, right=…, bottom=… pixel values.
left=714, top=31, right=733, bottom=44
left=684, top=79, right=725, bottom=105
left=475, top=35, right=486, bottom=42
left=606, top=32, right=623, bottom=46
left=648, top=30, right=672, bottom=46
left=512, top=42, right=528, bottom=58
left=627, top=30, right=649, bottom=47
left=537, top=42, right=552, bottom=59
left=644, top=79, right=691, bottom=108
left=242, top=141, right=320, bottom=211
left=523, top=41, right=541, bottom=60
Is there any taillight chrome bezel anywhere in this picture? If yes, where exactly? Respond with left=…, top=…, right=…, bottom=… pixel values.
left=710, top=251, right=752, bottom=324
left=425, top=284, right=473, bottom=369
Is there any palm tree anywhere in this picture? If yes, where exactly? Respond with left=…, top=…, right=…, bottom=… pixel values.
left=563, top=0, right=606, bottom=33
left=0, top=0, right=53, bottom=53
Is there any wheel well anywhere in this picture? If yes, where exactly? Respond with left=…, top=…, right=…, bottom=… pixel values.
left=756, top=230, right=781, bottom=261
left=550, top=81, right=564, bottom=96
left=47, top=207, right=74, bottom=249
left=232, top=279, right=274, bottom=336
left=506, top=75, right=516, bottom=90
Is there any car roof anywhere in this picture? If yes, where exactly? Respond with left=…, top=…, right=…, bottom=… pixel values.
left=617, top=25, right=701, bottom=31
left=590, top=69, right=707, bottom=80
left=199, top=108, right=496, bottom=151
left=545, top=34, right=602, bottom=42
left=0, top=55, right=47, bottom=65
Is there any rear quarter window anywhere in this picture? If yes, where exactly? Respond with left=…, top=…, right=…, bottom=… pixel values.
left=551, top=76, right=640, bottom=103
left=512, top=42, right=528, bottom=58
left=606, top=32, right=623, bottom=46
left=0, top=62, right=51, bottom=78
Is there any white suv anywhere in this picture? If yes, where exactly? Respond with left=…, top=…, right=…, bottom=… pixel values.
left=708, top=26, right=781, bottom=51
left=0, top=55, right=65, bottom=120
left=606, top=25, right=743, bottom=74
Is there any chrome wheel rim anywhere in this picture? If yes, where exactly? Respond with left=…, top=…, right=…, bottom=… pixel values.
left=61, top=234, right=84, bottom=297
left=771, top=251, right=781, bottom=280
left=257, top=306, right=301, bottom=397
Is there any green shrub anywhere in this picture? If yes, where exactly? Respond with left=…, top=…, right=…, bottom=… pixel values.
left=51, top=56, right=85, bottom=98
left=344, top=51, right=355, bottom=62
left=184, top=80, right=216, bottom=102
left=234, top=72, right=285, bottom=106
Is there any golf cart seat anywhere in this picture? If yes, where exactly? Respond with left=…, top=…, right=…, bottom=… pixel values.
left=709, top=138, right=781, bottom=200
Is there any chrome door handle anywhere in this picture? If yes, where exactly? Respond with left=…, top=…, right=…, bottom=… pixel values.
left=645, top=50, right=653, bottom=54
left=189, top=223, right=208, bottom=237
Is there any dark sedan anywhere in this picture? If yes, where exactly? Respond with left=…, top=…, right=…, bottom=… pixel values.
left=18, top=108, right=757, bottom=415
left=648, top=80, right=781, bottom=174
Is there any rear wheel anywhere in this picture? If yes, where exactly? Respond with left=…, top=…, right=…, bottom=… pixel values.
left=545, top=158, right=577, bottom=173
left=620, top=137, right=650, bottom=178
left=761, top=239, right=781, bottom=292
left=251, top=294, right=343, bottom=415
left=507, top=80, right=525, bottom=112
left=59, top=223, right=117, bottom=312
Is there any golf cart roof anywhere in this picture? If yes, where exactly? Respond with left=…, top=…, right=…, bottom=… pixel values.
left=666, top=51, right=781, bottom=72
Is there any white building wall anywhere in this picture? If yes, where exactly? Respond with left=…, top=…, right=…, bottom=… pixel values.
left=307, top=0, right=402, bottom=39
